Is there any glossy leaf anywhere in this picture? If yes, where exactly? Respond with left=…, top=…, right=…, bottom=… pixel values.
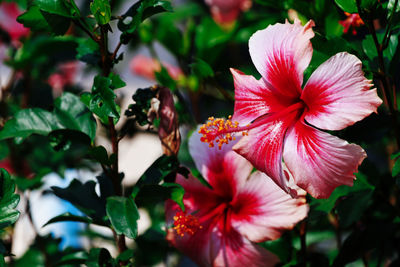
left=334, top=0, right=357, bottom=13
left=90, top=0, right=111, bottom=25
left=0, top=93, right=96, bottom=142
left=52, top=179, right=107, bottom=223
left=54, top=251, right=88, bottom=266
left=42, top=212, right=93, bottom=227
left=81, top=75, right=121, bottom=124
left=0, top=169, right=20, bottom=230
left=117, top=0, right=172, bottom=43
left=34, top=0, right=80, bottom=18
left=17, top=6, right=71, bottom=35
left=106, top=196, right=140, bottom=239
left=190, top=58, right=214, bottom=79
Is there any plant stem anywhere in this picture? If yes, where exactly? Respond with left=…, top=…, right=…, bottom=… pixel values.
left=98, top=23, right=127, bottom=254
left=356, top=0, right=400, bottom=149
left=299, top=220, right=307, bottom=266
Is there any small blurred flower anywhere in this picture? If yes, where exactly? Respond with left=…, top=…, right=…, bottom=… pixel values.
left=205, top=0, right=252, bottom=26
left=0, top=158, right=33, bottom=178
left=0, top=2, right=29, bottom=45
left=339, top=12, right=364, bottom=35
left=165, top=129, right=308, bottom=266
left=47, top=61, right=78, bottom=95
left=130, top=55, right=183, bottom=81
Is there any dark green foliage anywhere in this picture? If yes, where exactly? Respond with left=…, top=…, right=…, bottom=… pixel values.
left=0, top=93, right=96, bottom=141
left=106, top=196, right=140, bottom=239
left=125, top=87, right=157, bottom=126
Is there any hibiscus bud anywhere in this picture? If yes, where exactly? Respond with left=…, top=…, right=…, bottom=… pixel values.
left=148, top=86, right=181, bottom=156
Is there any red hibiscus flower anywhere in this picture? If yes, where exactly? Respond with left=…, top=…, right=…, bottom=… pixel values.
left=199, top=20, right=382, bottom=198
left=165, top=129, right=308, bottom=266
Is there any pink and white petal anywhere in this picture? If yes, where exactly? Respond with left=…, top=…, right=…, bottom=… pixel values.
left=231, top=68, right=292, bottom=125
left=283, top=121, right=367, bottom=199
left=233, top=115, right=297, bottom=196
left=302, top=52, right=382, bottom=131
left=166, top=218, right=220, bottom=267
left=231, top=171, right=308, bottom=242
left=249, top=19, right=315, bottom=98
left=212, top=230, right=279, bottom=267
left=189, top=127, right=252, bottom=189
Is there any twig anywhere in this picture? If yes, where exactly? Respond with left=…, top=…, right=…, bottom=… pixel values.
left=356, top=0, right=400, bottom=148
left=111, top=41, right=123, bottom=61
left=98, top=23, right=127, bottom=254
left=299, top=220, right=307, bottom=267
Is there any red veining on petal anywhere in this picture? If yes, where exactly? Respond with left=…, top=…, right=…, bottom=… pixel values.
left=173, top=211, right=203, bottom=237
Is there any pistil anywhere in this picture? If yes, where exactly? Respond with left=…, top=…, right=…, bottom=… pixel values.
left=173, top=211, right=202, bottom=237
left=199, top=101, right=305, bottom=149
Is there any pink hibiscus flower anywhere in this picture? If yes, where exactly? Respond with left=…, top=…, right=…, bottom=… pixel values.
left=165, top=129, right=308, bottom=266
left=130, top=55, right=183, bottom=81
left=199, top=20, right=382, bottom=199
left=0, top=2, right=29, bottom=44
left=205, top=0, right=252, bottom=26
left=339, top=12, right=364, bottom=35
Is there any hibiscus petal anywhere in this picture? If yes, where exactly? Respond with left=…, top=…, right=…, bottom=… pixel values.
left=231, top=68, right=291, bottom=125
left=212, top=229, right=279, bottom=267
left=233, top=115, right=298, bottom=196
left=249, top=19, right=314, bottom=98
left=283, top=121, right=367, bottom=199
left=302, top=52, right=382, bottom=131
left=231, top=171, right=308, bottom=242
left=189, top=128, right=252, bottom=194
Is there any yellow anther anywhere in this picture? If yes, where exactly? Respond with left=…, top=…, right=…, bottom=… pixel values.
left=198, top=116, right=246, bottom=149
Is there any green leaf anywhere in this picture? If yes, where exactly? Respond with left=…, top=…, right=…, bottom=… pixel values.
left=76, top=38, right=101, bottom=64
left=86, top=248, right=116, bottom=267
left=90, top=0, right=111, bottom=25
left=109, top=73, right=126, bottom=89
left=34, top=0, right=80, bottom=18
left=334, top=0, right=358, bottom=13
left=88, top=146, right=111, bottom=166
left=81, top=75, right=120, bottom=124
left=161, top=183, right=185, bottom=210
left=52, top=179, right=108, bottom=223
left=310, top=173, right=374, bottom=214
left=135, top=183, right=185, bottom=210
left=10, top=35, right=79, bottom=70
left=190, top=58, right=214, bottom=79
left=131, top=155, right=180, bottom=198
left=54, top=251, right=88, bottom=266
left=17, top=6, right=71, bottom=35
left=0, top=169, right=20, bottom=230
left=0, top=93, right=96, bottom=142
left=42, top=212, right=93, bottom=227
left=54, top=92, right=97, bottom=140
left=117, top=0, right=173, bottom=43
left=0, top=109, right=60, bottom=140
left=393, top=158, right=400, bottom=177
left=106, top=196, right=140, bottom=239
left=155, top=66, right=177, bottom=91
